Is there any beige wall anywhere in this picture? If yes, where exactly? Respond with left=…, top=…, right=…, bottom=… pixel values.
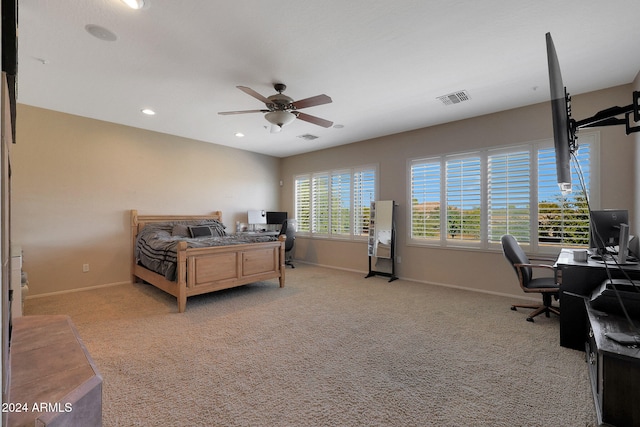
left=281, top=84, right=637, bottom=298
left=13, top=84, right=639, bottom=299
left=12, top=105, right=281, bottom=296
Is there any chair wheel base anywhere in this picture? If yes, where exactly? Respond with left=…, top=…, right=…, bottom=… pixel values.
left=512, top=303, right=559, bottom=322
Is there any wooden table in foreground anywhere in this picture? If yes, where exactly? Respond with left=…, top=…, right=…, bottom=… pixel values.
left=7, top=315, right=102, bottom=427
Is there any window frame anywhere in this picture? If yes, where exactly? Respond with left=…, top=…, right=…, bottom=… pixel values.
left=407, top=133, right=600, bottom=253
left=444, top=151, right=484, bottom=248
left=294, top=164, right=378, bottom=241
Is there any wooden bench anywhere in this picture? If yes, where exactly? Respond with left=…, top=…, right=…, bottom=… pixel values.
left=7, top=315, right=102, bottom=426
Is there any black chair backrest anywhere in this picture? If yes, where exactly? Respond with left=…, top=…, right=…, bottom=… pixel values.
left=279, top=219, right=295, bottom=251
left=501, top=234, right=532, bottom=286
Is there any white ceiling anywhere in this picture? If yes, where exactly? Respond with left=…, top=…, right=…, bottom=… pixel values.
left=16, top=0, right=640, bottom=158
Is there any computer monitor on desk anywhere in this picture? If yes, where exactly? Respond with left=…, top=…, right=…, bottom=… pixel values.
left=266, top=211, right=287, bottom=230
left=589, top=209, right=629, bottom=256
left=247, top=210, right=267, bottom=231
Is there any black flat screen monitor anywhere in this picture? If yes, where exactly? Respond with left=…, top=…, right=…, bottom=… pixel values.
left=266, top=211, right=288, bottom=225
left=546, top=32, right=573, bottom=193
left=590, top=209, right=629, bottom=253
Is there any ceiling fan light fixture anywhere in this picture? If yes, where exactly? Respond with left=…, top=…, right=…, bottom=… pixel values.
left=265, top=110, right=296, bottom=128
left=121, top=0, right=145, bottom=9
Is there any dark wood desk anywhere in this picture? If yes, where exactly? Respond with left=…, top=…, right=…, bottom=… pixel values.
left=555, top=249, right=640, bottom=350
left=586, top=302, right=640, bottom=427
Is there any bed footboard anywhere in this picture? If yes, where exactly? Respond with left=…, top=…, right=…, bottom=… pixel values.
left=131, top=210, right=286, bottom=312
left=178, top=237, right=286, bottom=312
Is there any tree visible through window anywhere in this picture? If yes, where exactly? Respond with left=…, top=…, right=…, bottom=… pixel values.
left=537, top=144, right=591, bottom=247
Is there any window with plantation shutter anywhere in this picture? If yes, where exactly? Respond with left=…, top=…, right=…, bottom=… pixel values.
left=488, top=149, right=530, bottom=243
left=410, top=159, right=441, bottom=240
left=446, top=155, right=481, bottom=242
left=312, top=173, right=330, bottom=234
left=408, top=132, right=598, bottom=251
left=295, top=176, right=311, bottom=233
left=331, top=171, right=351, bottom=236
left=537, top=135, right=592, bottom=247
left=294, top=165, right=377, bottom=239
left=353, top=168, right=376, bottom=237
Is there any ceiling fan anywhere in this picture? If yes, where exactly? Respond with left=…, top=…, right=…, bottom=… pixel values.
left=218, top=83, right=333, bottom=133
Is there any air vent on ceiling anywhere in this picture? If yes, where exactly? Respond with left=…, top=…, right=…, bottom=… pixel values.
left=297, top=134, right=319, bottom=141
left=437, top=90, right=471, bottom=106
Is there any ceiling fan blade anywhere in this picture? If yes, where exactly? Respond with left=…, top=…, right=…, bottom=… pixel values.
left=218, top=109, right=268, bottom=115
left=296, top=112, right=333, bottom=128
left=237, top=86, right=273, bottom=105
left=291, top=94, right=332, bottom=109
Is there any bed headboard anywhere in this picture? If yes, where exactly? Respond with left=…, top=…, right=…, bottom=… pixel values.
left=130, top=209, right=224, bottom=237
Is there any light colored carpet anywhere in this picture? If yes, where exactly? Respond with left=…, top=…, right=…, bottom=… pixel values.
left=25, top=264, right=597, bottom=426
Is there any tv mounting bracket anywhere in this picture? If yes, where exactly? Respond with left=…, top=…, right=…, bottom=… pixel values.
left=566, top=90, right=640, bottom=152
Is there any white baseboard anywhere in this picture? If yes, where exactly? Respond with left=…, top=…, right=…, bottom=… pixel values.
left=294, top=259, right=540, bottom=303
left=25, top=281, right=131, bottom=300
left=27, top=264, right=540, bottom=304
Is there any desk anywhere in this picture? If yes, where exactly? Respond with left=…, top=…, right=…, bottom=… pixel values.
left=555, top=249, right=640, bottom=350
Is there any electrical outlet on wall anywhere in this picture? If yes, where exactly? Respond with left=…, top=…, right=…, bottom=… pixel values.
left=82, top=264, right=90, bottom=273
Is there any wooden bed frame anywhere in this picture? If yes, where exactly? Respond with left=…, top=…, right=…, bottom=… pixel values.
left=130, top=210, right=285, bottom=313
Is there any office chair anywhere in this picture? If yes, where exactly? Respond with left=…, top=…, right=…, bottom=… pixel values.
left=501, top=234, right=560, bottom=322
left=279, top=219, right=296, bottom=268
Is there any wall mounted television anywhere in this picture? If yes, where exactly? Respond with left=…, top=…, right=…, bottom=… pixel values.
left=546, top=33, right=640, bottom=196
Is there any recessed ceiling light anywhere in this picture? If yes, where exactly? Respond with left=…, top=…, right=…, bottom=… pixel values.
left=235, top=132, right=245, bottom=138
left=85, top=24, right=118, bottom=42
left=141, top=108, right=155, bottom=115
left=333, top=124, right=344, bottom=129
left=121, top=0, right=145, bottom=9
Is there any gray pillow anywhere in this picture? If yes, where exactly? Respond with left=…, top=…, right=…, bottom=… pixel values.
left=171, top=224, right=190, bottom=237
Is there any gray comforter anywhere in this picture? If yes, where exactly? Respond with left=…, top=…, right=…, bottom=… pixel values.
left=135, top=221, right=278, bottom=281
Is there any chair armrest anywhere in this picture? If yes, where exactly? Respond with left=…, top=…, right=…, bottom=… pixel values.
left=529, top=255, right=558, bottom=263
left=514, top=262, right=555, bottom=271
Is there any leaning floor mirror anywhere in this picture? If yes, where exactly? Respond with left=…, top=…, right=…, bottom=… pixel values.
left=366, top=200, right=397, bottom=282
